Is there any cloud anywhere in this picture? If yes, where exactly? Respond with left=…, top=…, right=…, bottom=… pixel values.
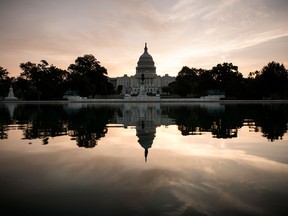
left=0, top=0, right=288, bottom=77
left=229, top=36, right=288, bottom=73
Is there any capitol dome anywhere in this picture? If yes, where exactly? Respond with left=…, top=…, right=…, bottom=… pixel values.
left=136, top=43, right=156, bottom=74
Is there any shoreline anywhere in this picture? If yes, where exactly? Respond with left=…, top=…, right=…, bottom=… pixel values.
left=1, top=99, right=288, bottom=104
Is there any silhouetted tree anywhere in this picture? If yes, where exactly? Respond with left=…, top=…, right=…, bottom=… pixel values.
left=210, top=62, right=244, bottom=98
left=68, top=54, right=114, bottom=97
left=171, top=63, right=244, bottom=98
left=13, top=76, right=37, bottom=100
left=242, top=71, right=262, bottom=99
left=16, top=60, right=68, bottom=100
left=0, top=66, right=9, bottom=80
left=161, top=86, right=173, bottom=95
left=117, top=85, right=123, bottom=94
left=197, top=69, right=216, bottom=96
left=256, top=61, right=288, bottom=99
left=0, top=66, right=11, bottom=99
left=173, top=66, right=199, bottom=97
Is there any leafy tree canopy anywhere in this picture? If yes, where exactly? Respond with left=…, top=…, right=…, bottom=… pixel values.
left=0, top=66, right=10, bottom=98
left=17, top=60, right=68, bottom=100
left=173, top=66, right=202, bottom=97
left=256, top=61, right=288, bottom=98
left=0, top=66, right=9, bottom=80
left=68, top=54, right=113, bottom=97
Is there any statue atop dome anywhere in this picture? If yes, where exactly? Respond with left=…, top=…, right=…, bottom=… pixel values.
left=144, top=42, right=148, bottom=53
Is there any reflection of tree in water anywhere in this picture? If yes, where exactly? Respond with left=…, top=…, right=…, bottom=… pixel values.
left=69, top=126, right=107, bottom=148
left=11, top=104, right=117, bottom=147
left=67, top=106, right=115, bottom=148
left=230, top=104, right=288, bottom=141
left=211, top=119, right=238, bottom=139
left=13, top=104, right=68, bottom=144
left=2, top=103, right=288, bottom=145
left=0, top=104, right=11, bottom=139
left=170, top=104, right=288, bottom=141
left=166, top=105, right=243, bottom=139
left=0, top=124, right=8, bottom=139
left=210, top=105, right=244, bottom=139
left=253, top=104, right=288, bottom=141
left=165, top=105, right=212, bottom=136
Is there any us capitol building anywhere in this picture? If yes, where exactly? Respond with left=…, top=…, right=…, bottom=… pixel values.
left=110, top=43, right=175, bottom=95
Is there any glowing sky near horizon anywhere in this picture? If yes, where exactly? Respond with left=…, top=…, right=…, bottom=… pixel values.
left=0, top=0, right=288, bottom=78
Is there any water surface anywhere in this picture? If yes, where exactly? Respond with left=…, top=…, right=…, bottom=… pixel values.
left=0, top=102, right=288, bottom=216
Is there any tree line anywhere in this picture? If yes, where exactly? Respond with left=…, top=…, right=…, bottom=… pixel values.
left=1, top=103, right=287, bottom=143
left=167, top=61, right=288, bottom=99
left=0, top=54, right=288, bottom=100
left=0, top=54, right=115, bottom=100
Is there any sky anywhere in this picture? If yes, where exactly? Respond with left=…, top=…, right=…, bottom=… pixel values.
left=0, top=0, right=287, bottom=78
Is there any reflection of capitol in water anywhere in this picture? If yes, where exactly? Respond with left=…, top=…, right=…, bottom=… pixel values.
left=113, top=103, right=175, bottom=162
left=116, top=103, right=174, bottom=127
left=65, top=103, right=176, bottom=161
left=2, top=102, right=286, bottom=156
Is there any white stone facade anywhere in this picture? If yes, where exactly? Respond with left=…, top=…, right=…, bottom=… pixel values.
left=113, top=43, right=175, bottom=95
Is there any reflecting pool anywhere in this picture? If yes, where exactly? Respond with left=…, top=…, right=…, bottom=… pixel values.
left=0, top=102, right=288, bottom=216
